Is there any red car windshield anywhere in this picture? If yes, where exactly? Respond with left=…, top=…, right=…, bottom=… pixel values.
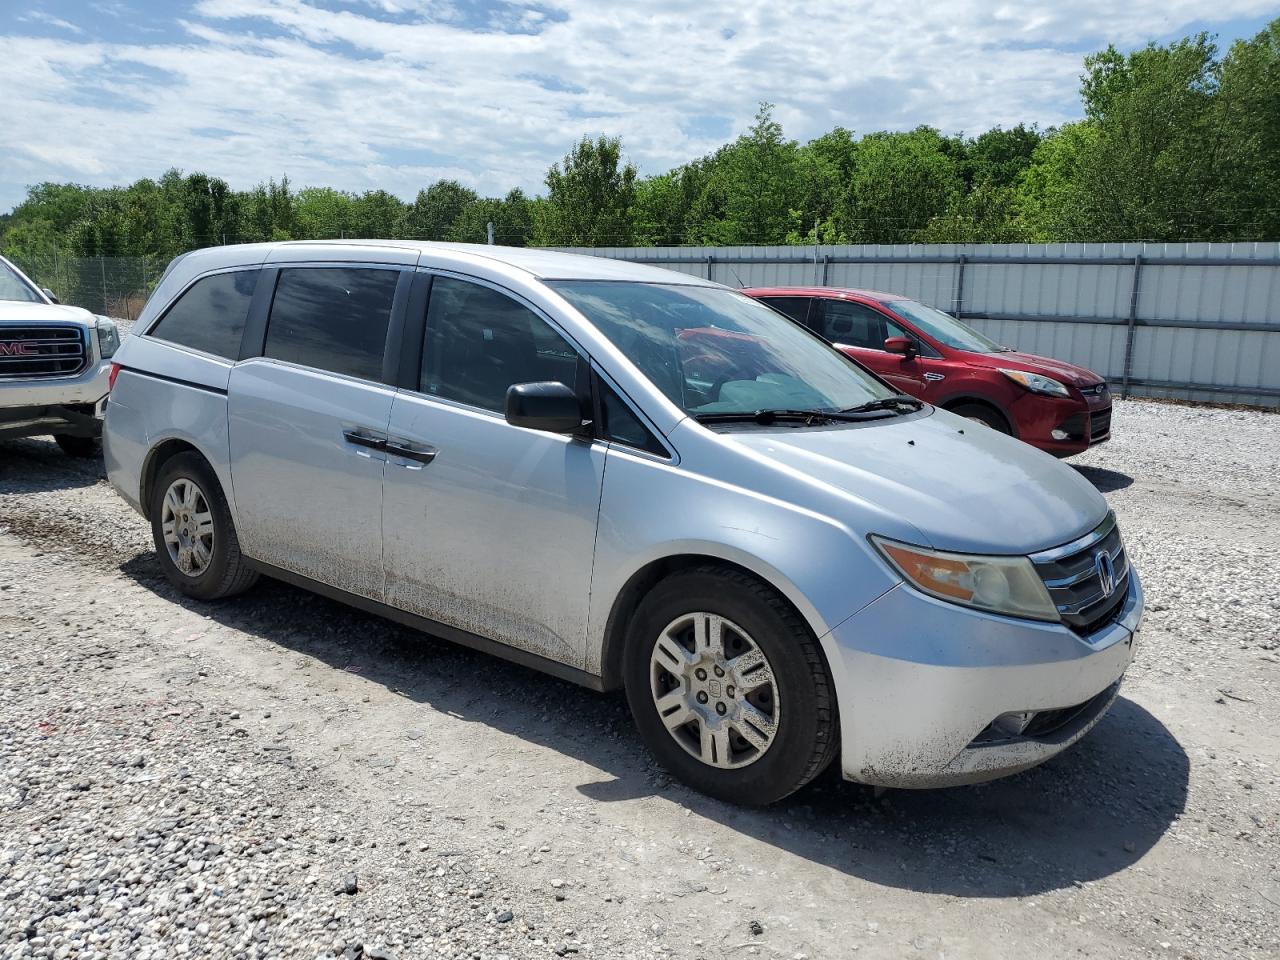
left=551, top=281, right=895, bottom=415
left=884, top=299, right=1007, bottom=354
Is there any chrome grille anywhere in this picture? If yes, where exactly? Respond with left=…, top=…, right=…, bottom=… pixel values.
left=1031, top=513, right=1129, bottom=635
left=0, top=324, right=88, bottom=379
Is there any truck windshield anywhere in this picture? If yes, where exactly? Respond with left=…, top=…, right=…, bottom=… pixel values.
left=0, top=261, right=43, bottom=304
left=551, top=281, right=896, bottom=417
left=884, top=299, right=1006, bottom=353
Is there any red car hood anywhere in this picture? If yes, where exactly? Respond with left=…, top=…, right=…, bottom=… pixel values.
left=962, top=350, right=1104, bottom=387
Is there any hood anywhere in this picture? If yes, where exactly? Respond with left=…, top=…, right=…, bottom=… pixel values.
left=961, top=349, right=1103, bottom=388
left=0, top=300, right=97, bottom=325
left=722, top=408, right=1108, bottom=555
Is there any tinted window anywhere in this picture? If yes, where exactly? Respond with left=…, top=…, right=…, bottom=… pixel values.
left=264, top=268, right=398, bottom=381
left=150, top=270, right=257, bottom=359
left=421, top=277, right=579, bottom=412
left=819, top=300, right=888, bottom=349
left=761, top=297, right=812, bottom=326
left=598, top=378, right=665, bottom=455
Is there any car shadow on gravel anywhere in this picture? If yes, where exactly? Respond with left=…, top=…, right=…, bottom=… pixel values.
left=120, top=551, right=1187, bottom=901
left=0, top=438, right=103, bottom=492
left=1074, top=464, right=1135, bottom=492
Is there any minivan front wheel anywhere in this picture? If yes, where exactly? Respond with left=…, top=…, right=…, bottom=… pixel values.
left=149, top=452, right=258, bottom=601
left=624, top=566, right=838, bottom=805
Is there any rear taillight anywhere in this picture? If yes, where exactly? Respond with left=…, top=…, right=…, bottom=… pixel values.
left=108, top=362, right=121, bottom=390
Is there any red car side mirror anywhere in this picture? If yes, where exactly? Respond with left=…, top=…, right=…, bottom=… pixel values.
left=884, top=336, right=917, bottom=359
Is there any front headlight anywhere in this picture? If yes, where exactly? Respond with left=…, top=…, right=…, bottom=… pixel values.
left=95, top=318, right=121, bottom=359
left=871, top=536, right=1060, bottom=622
left=999, top=368, right=1070, bottom=398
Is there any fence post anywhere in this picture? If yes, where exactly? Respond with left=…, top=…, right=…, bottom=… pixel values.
left=952, top=253, right=967, bottom=317
left=1121, top=254, right=1144, bottom=399
left=706, top=255, right=715, bottom=283
left=821, top=255, right=831, bottom=286
left=100, top=255, right=108, bottom=316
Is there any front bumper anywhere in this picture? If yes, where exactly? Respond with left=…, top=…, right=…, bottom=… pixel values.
left=0, top=360, right=111, bottom=440
left=826, top=569, right=1142, bottom=788
left=1011, top=391, right=1112, bottom=458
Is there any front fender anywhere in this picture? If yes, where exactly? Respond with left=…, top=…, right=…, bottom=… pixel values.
left=586, top=444, right=900, bottom=681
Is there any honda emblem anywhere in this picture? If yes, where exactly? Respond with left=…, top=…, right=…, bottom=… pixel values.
left=1094, top=550, right=1116, bottom=598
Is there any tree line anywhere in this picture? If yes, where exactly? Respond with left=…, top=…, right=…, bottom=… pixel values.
left=2, top=19, right=1277, bottom=270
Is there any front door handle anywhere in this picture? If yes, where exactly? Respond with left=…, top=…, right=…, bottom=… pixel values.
left=386, top=440, right=438, bottom=465
left=343, top=428, right=388, bottom=452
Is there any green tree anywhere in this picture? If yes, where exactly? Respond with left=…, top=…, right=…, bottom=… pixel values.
left=1211, top=21, right=1280, bottom=238
left=396, top=179, right=479, bottom=240
left=537, top=136, right=637, bottom=245
left=842, top=127, right=963, bottom=242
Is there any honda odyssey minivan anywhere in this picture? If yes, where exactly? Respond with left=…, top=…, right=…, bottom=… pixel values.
left=104, top=242, right=1143, bottom=805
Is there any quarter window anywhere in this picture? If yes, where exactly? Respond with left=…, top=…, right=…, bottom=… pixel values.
left=597, top=377, right=665, bottom=455
left=420, top=276, right=579, bottom=412
left=761, top=297, right=812, bottom=327
left=149, top=270, right=258, bottom=360
left=264, top=267, right=398, bottom=381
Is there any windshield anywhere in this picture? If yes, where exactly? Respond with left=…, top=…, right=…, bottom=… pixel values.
left=551, top=281, right=896, bottom=416
left=0, top=260, right=43, bottom=304
left=884, top=299, right=1006, bottom=353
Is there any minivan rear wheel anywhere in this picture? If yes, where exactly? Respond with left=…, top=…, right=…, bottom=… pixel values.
left=623, top=566, right=838, bottom=805
left=149, top=452, right=259, bottom=601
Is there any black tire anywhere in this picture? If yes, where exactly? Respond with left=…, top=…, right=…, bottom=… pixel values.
left=623, top=565, right=839, bottom=805
left=54, top=434, right=102, bottom=459
left=149, top=452, right=259, bottom=601
left=949, top=402, right=1012, bottom=434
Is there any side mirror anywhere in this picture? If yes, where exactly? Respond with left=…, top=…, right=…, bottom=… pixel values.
left=41, top=287, right=59, bottom=304
left=505, top=381, right=587, bottom=434
left=884, top=336, right=917, bottom=359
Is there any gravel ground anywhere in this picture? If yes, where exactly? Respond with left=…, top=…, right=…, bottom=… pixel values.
left=0, top=398, right=1277, bottom=960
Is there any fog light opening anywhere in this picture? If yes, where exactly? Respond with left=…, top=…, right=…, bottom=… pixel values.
left=991, top=710, right=1035, bottom=737
left=1051, top=428, right=1070, bottom=440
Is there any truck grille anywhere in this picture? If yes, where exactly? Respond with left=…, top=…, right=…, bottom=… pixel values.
left=0, top=325, right=88, bottom=379
left=1031, top=513, right=1129, bottom=636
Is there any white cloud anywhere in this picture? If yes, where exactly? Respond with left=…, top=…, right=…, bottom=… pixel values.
left=18, top=11, right=84, bottom=34
left=0, top=0, right=1273, bottom=211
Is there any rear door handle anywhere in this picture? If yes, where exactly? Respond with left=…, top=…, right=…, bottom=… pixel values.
left=386, top=440, right=438, bottom=465
left=343, top=428, right=388, bottom=452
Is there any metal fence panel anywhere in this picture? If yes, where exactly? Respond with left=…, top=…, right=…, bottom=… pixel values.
left=560, top=241, right=1280, bottom=408
left=9, top=243, right=1279, bottom=406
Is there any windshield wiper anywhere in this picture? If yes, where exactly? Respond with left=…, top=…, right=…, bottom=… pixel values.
left=839, top=394, right=925, bottom=415
left=693, top=408, right=895, bottom=426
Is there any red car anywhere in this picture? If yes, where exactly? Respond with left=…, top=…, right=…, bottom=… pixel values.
left=744, top=287, right=1112, bottom=458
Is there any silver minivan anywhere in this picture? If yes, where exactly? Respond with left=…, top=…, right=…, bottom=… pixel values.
left=104, top=241, right=1143, bottom=804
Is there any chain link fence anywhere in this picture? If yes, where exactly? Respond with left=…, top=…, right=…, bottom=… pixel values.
left=7, top=253, right=163, bottom=320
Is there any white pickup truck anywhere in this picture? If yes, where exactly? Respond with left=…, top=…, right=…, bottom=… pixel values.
left=0, top=254, right=119, bottom=457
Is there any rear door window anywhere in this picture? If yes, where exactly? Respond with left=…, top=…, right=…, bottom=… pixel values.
left=420, top=276, right=579, bottom=412
left=149, top=270, right=258, bottom=360
left=263, top=267, right=398, bottom=381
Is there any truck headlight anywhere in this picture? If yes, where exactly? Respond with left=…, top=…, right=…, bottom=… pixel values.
left=95, top=318, right=121, bottom=359
left=999, top=368, right=1070, bottom=398
left=871, top=536, right=1060, bottom=622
